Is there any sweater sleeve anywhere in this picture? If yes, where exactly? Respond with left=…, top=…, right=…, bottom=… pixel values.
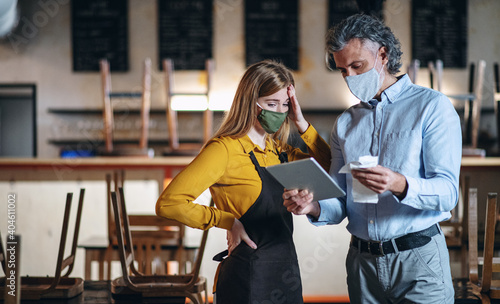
left=287, top=124, right=331, bottom=172
left=155, top=140, right=235, bottom=230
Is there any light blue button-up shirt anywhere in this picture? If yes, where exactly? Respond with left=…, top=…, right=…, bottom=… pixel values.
left=314, top=74, right=462, bottom=241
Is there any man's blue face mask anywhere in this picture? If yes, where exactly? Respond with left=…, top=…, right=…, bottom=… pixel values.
left=344, top=54, right=385, bottom=102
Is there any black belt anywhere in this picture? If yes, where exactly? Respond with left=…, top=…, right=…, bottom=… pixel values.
left=351, top=224, right=440, bottom=257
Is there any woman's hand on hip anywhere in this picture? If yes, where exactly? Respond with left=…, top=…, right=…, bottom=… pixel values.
left=227, top=218, right=257, bottom=255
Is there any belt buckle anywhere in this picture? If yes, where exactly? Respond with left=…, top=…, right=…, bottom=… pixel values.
left=368, top=241, right=385, bottom=257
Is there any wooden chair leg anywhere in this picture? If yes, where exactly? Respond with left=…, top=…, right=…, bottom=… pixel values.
left=144, top=240, right=153, bottom=275
left=460, top=245, right=468, bottom=279
left=84, top=250, right=92, bottom=280
left=106, top=247, right=112, bottom=280
left=461, top=175, right=470, bottom=278
left=135, top=243, right=144, bottom=274
left=98, top=251, right=105, bottom=281
left=481, top=294, right=492, bottom=304
left=469, top=188, right=479, bottom=284
left=151, top=242, right=163, bottom=275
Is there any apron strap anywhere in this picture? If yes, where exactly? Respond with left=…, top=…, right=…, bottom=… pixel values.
left=213, top=249, right=229, bottom=262
left=278, top=150, right=288, bottom=163
left=212, top=150, right=287, bottom=263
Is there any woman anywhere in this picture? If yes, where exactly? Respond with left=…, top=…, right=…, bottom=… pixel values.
left=156, top=60, right=330, bottom=303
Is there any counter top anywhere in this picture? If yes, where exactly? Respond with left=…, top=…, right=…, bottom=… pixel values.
left=1, top=156, right=499, bottom=167
left=0, top=156, right=194, bottom=168
left=460, top=157, right=500, bottom=168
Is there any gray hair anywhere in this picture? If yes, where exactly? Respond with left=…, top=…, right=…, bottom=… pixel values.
left=326, top=14, right=403, bottom=75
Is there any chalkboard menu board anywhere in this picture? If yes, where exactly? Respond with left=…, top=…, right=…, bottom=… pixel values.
left=412, top=0, right=467, bottom=68
left=245, top=0, right=299, bottom=70
left=328, top=0, right=384, bottom=28
left=158, top=0, right=213, bottom=70
left=326, top=0, right=360, bottom=70
left=328, top=0, right=360, bottom=28
left=71, top=0, right=129, bottom=72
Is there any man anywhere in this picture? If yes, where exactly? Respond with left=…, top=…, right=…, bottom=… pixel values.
left=284, top=14, right=461, bottom=303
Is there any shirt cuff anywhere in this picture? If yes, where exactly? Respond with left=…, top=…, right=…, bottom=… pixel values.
left=299, top=124, right=318, bottom=143
left=217, top=212, right=235, bottom=230
left=403, top=175, right=418, bottom=202
left=307, top=199, right=342, bottom=226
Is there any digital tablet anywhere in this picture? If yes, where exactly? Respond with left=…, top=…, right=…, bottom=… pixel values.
left=266, top=157, right=346, bottom=201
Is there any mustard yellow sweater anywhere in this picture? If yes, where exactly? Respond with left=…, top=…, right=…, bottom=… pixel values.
left=155, top=125, right=330, bottom=230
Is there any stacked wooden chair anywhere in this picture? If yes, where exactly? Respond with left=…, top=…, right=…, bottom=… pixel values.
left=468, top=188, right=500, bottom=303
left=407, top=59, right=420, bottom=84
left=441, top=176, right=470, bottom=279
left=100, top=58, right=154, bottom=157
left=493, top=63, right=500, bottom=155
left=107, top=175, right=197, bottom=276
left=110, top=187, right=210, bottom=304
left=78, top=172, right=125, bottom=280
left=428, top=59, right=443, bottom=92
left=80, top=171, right=197, bottom=280
left=447, top=60, right=486, bottom=150
left=0, top=189, right=85, bottom=300
left=163, top=58, right=215, bottom=156
left=427, top=59, right=486, bottom=151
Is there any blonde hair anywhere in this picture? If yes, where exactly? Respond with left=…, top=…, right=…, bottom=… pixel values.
left=212, top=60, right=295, bottom=151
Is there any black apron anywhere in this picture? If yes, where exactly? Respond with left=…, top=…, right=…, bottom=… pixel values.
left=214, top=151, right=303, bottom=304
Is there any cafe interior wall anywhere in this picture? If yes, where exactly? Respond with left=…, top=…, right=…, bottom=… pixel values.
left=0, top=0, right=498, bottom=158
left=0, top=0, right=499, bottom=297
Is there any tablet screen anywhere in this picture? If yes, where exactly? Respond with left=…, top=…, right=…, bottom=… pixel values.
left=266, top=157, right=346, bottom=201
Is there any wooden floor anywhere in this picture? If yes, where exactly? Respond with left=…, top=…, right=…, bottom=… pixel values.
left=0, top=249, right=490, bottom=304
left=0, top=279, right=493, bottom=304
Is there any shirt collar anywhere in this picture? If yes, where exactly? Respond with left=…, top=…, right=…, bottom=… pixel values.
left=380, top=74, right=410, bottom=104
left=238, top=135, right=277, bottom=154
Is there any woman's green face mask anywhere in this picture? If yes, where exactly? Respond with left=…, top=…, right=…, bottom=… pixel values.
left=256, top=103, right=288, bottom=134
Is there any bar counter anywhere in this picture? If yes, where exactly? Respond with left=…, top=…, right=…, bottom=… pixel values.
left=0, top=156, right=195, bottom=193
left=0, top=156, right=194, bottom=172
left=1, top=156, right=498, bottom=196
left=460, top=156, right=500, bottom=169
left=0, top=155, right=498, bottom=171
left=0, top=156, right=499, bottom=189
